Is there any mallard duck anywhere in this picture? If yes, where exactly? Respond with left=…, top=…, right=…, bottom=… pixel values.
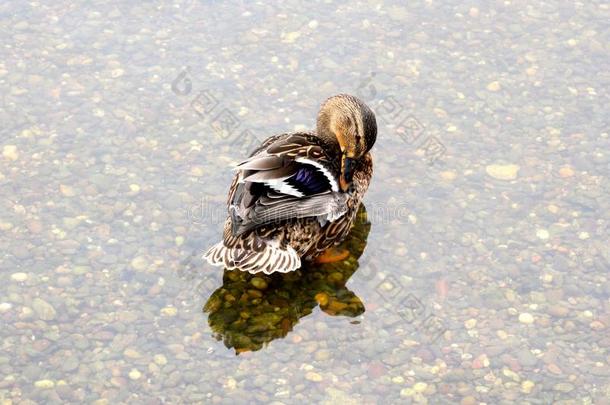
left=204, top=94, right=377, bottom=274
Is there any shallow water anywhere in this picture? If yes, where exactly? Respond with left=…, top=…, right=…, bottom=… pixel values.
left=1, top=1, right=609, bottom=403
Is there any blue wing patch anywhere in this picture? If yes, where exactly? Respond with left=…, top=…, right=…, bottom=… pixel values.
left=286, top=165, right=332, bottom=195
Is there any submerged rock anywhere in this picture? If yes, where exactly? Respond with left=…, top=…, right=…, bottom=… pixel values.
left=485, top=164, right=520, bottom=180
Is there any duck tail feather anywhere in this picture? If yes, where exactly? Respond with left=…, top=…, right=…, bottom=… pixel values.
left=203, top=242, right=301, bottom=275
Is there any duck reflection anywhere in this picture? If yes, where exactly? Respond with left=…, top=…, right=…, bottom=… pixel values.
left=203, top=204, right=371, bottom=354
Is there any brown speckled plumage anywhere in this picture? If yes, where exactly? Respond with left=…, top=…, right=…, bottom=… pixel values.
left=205, top=95, right=376, bottom=274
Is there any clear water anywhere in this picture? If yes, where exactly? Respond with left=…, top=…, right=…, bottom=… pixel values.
left=1, top=1, right=608, bottom=403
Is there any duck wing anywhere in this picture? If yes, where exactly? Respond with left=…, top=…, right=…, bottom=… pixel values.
left=228, top=132, right=347, bottom=235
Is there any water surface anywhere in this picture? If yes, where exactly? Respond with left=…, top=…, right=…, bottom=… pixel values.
left=1, top=1, right=608, bottom=403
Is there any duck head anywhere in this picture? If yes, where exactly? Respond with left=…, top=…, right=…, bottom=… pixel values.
left=316, top=94, right=377, bottom=191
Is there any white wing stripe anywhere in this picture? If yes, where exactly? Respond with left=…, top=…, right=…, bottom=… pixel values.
left=264, top=178, right=304, bottom=197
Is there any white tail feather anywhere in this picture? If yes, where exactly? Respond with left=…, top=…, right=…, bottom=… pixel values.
left=204, top=242, right=301, bottom=274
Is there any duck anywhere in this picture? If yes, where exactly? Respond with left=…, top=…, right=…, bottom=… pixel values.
left=204, top=94, right=377, bottom=274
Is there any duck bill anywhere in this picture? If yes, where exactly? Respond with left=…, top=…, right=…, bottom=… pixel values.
left=340, top=157, right=354, bottom=192
left=339, top=175, right=350, bottom=192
